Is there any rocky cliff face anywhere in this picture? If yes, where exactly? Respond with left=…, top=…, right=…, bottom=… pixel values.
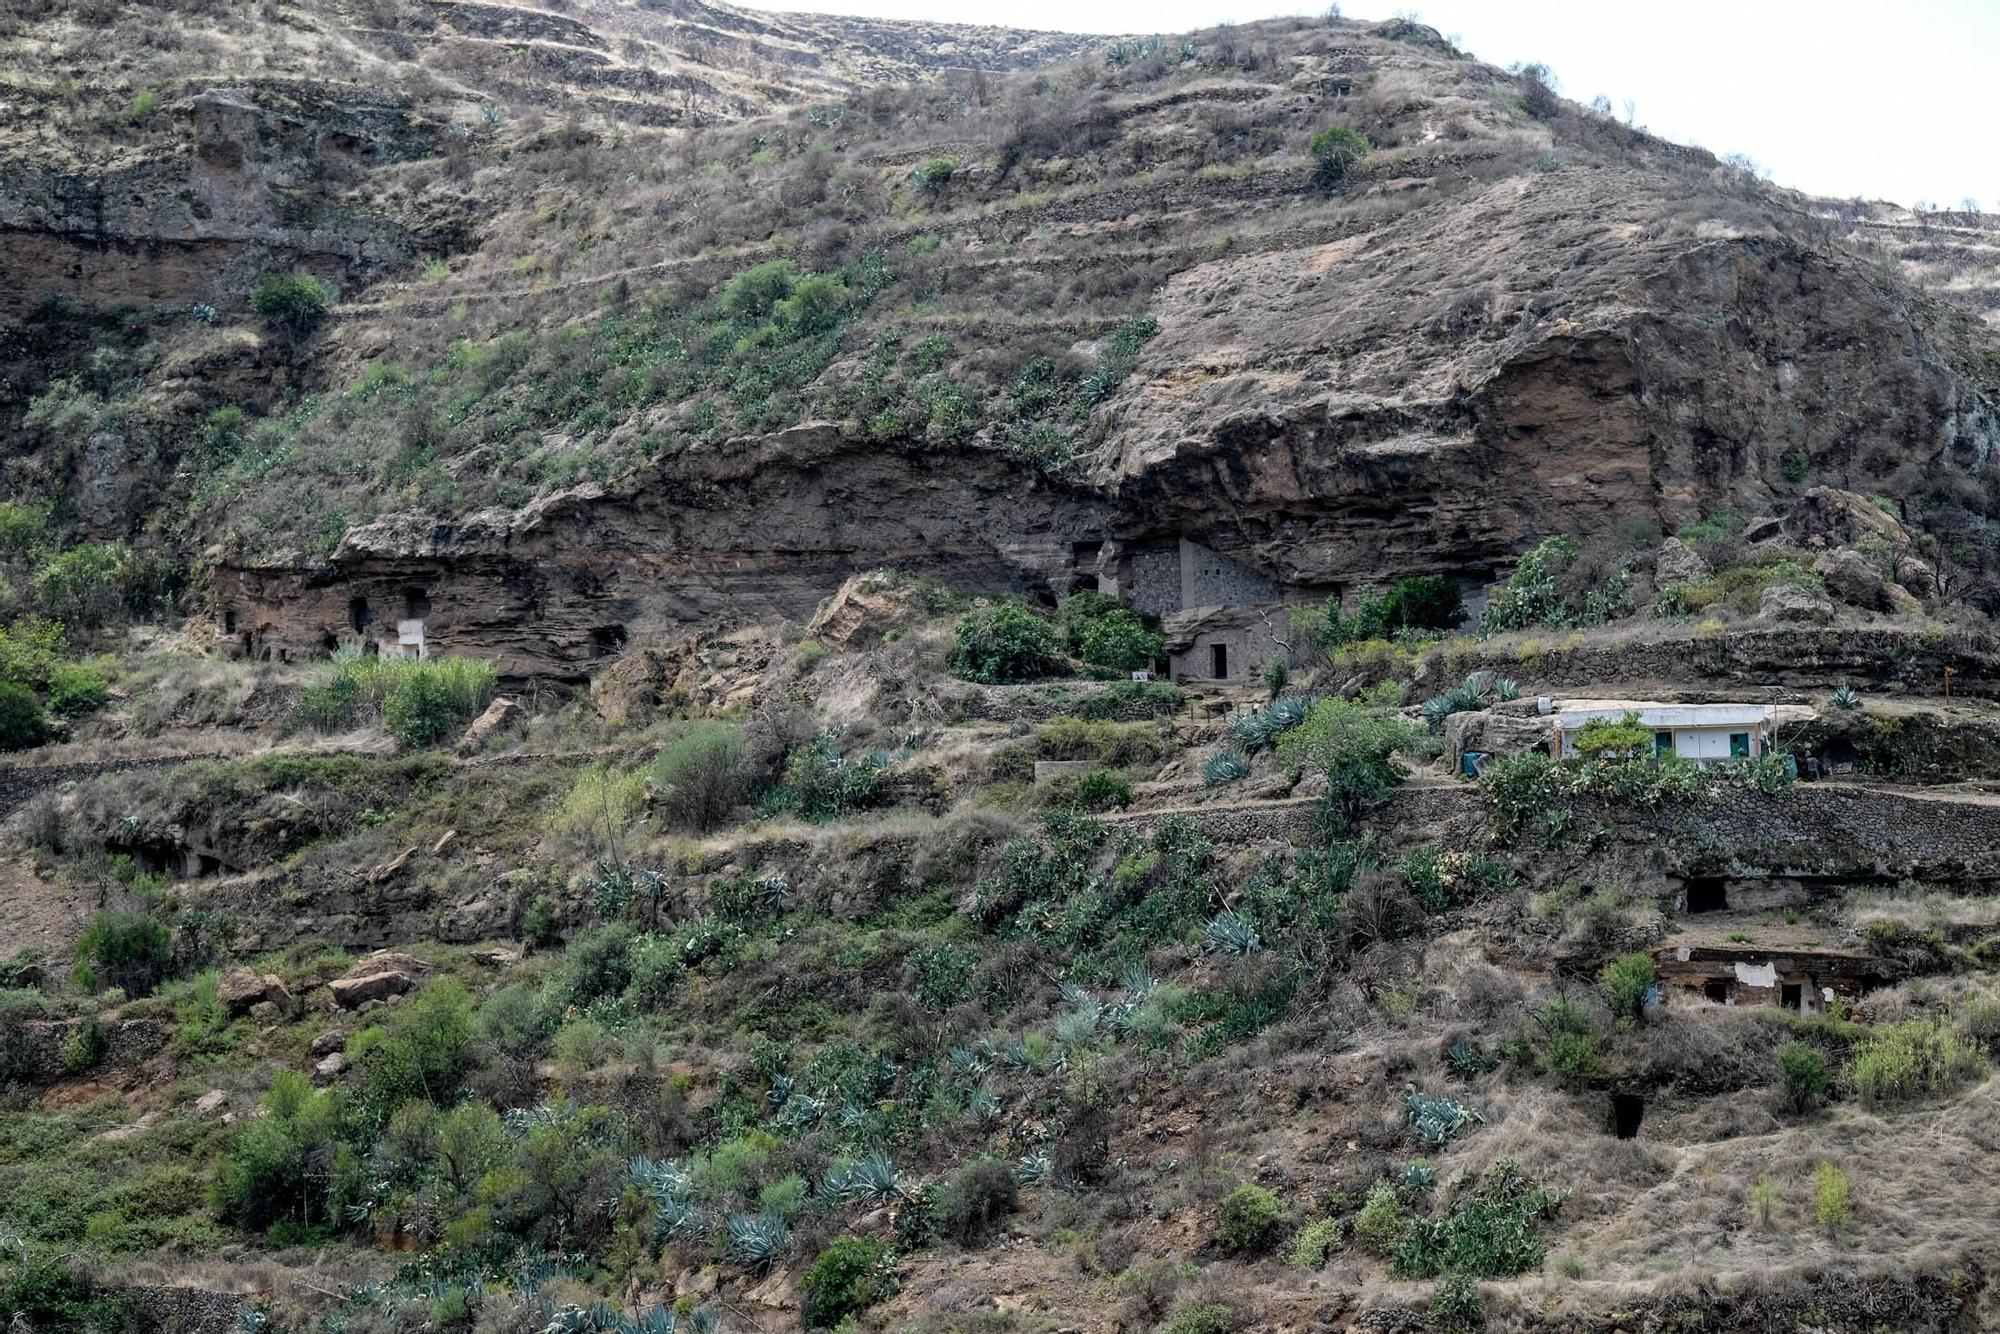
left=7, top=7, right=2000, bottom=673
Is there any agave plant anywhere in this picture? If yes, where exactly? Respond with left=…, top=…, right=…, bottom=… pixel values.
left=759, top=874, right=794, bottom=909
left=652, top=1198, right=707, bottom=1242
left=1263, top=693, right=1313, bottom=735
left=1016, top=1153, right=1053, bottom=1185
left=1398, top=1158, right=1437, bottom=1194
left=766, top=1075, right=795, bottom=1111
left=1227, top=710, right=1277, bottom=751
left=948, top=1046, right=988, bottom=1078
left=967, top=1086, right=1001, bottom=1121
left=1203, top=910, right=1262, bottom=956
left=625, top=1157, right=693, bottom=1205
left=841, top=1149, right=903, bottom=1203
left=725, top=1210, right=792, bottom=1273
left=1492, top=677, right=1522, bottom=702
left=1405, top=1089, right=1483, bottom=1146
left=1831, top=684, right=1863, bottom=711
left=1443, top=1041, right=1496, bottom=1080
left=1203, top=748, right=1251, bottom=786
left=1120, top=966, right=1159, bottom=999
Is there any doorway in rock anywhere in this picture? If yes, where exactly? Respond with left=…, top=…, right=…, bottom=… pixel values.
left=1611, top=1093, right=1644, bottom=1140
left=1210, top=642, right=1228, bottom=679
left=1685, top=877, right=1727, bottom=913
left=1781, top=983, right=1803, bottom=1011
left=1703, top=978, right=1730, bottom=1003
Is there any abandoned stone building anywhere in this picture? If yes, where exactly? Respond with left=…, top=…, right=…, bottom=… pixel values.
left=1652, top=937, right=1882, bottom=1012
left=1082, top=536, right=1303, bottom=684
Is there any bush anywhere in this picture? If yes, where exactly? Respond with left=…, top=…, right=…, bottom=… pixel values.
left=1431, top=1274, right=1483, bottom=1332
left=1391, top=1160, right=1558, bottom=1279
left=1070, top=769, right=1134, bottom=812
left=953, top=600, right=1063, bottom=683
left=1276, top=697, right=1424, bottom=836
left=798, top=1236, right=896, bottom=1330
left=1813, top=1161, right=1852, bottom=1233
left=773, top=730, right=885, bottom=821
left=647, top=722, right=751, bottom=831
left=1078, top=608, right=1163, bottom=672
left=249, top=272, right=335, bottom=337
left=1481, top=536, right=1629, bottom=632
left=1286, top=1216, right=1342, bottom=1269
left=33, top=542, right=130, bottom=630
left=1851, top=1015, right=1988, bottom=1104
left=1776, top=1041, right=1832, bottom=1114
left=935, top=1159, right=1018, bottom=1246
left=1352, top=1181, right=1406, bottom=1254
left=1599, top=952, right=1655, bottom=1026
left=522, top=896, right=561, bottom=948
left=909, top=942, right=980, bottom=1011
left=350, top=978, right=476, bottom=1112
left=380, top=657, right=498, bottom=747
left=44, top=661, right=108, bottom=716
left=1308, top=123, right=1370, bottom=189
left=0, top=502, right=48, bottom=557
left=74, top=910, right=173, bottom=995
left=1378, top=575, right=1465, bottom=632
left=1034, top=716, right=1164, bottom=766
left=1216, top=1180, right=1285, bottom=1254
left=720, top=259, right=798, bottom=320
left=0, top=681, right=49, bottom=750
left=914, top=155, right=956, bottom=191
left=212, top=1070, right=349, bottom=1232
left=1159, top=1303, right=1236, bottom=1334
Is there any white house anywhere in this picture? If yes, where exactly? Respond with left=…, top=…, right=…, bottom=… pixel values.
left=1550, top=701, right=1778, bottom=764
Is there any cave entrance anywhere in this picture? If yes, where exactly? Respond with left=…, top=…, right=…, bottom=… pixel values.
left=1210, top=642, right=1228, bottom=680
left=1781, top=983, right=1803, bottom=1012
left=1611, top=1093, right=1644, bottom=1140
left=349, top=596, right=373, bottom=633
left=590, top=624, right=629, bottom=656
left=1686, top=877, right=1727, bottom=914
left=1704, top=978, right=1731, bottom=1004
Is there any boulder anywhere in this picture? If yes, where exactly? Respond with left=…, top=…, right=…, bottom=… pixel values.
left=1760, top=582, right=1835, bottom=624
left=366, top=845, right=419, bottom=884
left=1814, top=547, right=1895, bottom=612
left=309, top=1029, right=347, bottom=1057
left=330, top=970, right=411, bottom=1007
left=589, top=651, right=667, bottom=725
left=805, top=570, right=922, bottom=651
left=461, top=695, right=525, bottom=747
left=216, top=967, right=267, bottom=1017
left=314, top=1051, right=349, bottom=1082
left=1654, top=537, right=1711, bottom=585
left=193, top=1089, right=228, bottom=1115
left=261, top=973, right=296, bottom=1015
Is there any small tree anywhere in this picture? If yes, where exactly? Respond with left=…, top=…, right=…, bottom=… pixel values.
left=1308, top=123, right=1370, bottom=189
left=1078, top=608, right=1163, bottom=672
left=1516, top=62, right=1561, bottom=119
left=1378, top=575, right=1465, bottom=632
left=647, top=722, right=751, bottom=831
left=1276, top=697, right=1423, bottom=836
left=1599, top=952, right=1655, bottom=1026
left=719, top=259, right=798, bottom=320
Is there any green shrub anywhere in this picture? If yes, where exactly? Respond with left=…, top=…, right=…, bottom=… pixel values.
left=249, top=272, right=336, bottom=337
left=646, top=722, right=751, bottom=831
left=1078, top=608, right=1162, bottom=672
left=74, top=910, right=173, bottom=995
left=1378, top=575, right=1464, bottom=632
left=1851, top=1015, right=1987, bottom=1104
left=1034, top=716, right=1164, bottom=765
left=798, top=1235, right=896, bottom=1330
left=953, top=600, right=1063, bottom=683
left=1776, top=1041, right=1832, bottom=1114
left=0, top=502, right=48, bottom=556
left=1308, top=123, right=1370, bottom=189
left=904, top=941, right=978, bottom=1012
left=1159, top=1303, right=1236, bottom=1334
left=1813, top=1161, right=1852, bottom=1233
left=44, top=661, right=108, bottom=716
left=350, top=977, right=475, bottom=1112
left=1430, top=1274, right=1483, bottom=1333
left=1352, top=1181, right=1406, bottom=1254
left=1071, top=769, right=1134, bottom=812
left=212, top=1070, right=350, bottom=1232
left=380, top=657, right=498, bottom=747
left=61, top=1014, right=108, bottom=1072
left=1481, top=536, right=1629, bottom=632
left=0, top=680, right=49, bottom=750
left=522, top=896, right=561, bottom=948
left=1599, top=952, right=1655, bottom=1026
left=33, top=542, right=130, bottom=630
left=1391, top=1159, right=1558, bottom=1279
left=935, top=1159, right=1018, bottom=1246
left=1544, top=1029, right=1602, bottom=1089
left=1216, top=1180, right=1285, bottom=1254
left=773, top=729, right=885, bottom=822
left=719, top=259, right=798, bottom=320
left=1286, top=1216, right=1342, bottom=1269
left=1275, top=697, right=1423, bottom=835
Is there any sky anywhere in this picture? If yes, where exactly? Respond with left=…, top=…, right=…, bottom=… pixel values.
left=735, top=0, right=1995, bottom=209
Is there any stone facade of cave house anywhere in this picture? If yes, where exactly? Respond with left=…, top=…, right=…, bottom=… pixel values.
left=1081, top=536, right=1290, bottom=684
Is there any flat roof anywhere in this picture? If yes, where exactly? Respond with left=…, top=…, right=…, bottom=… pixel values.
left=1554, top=700, right=1773, bottom=729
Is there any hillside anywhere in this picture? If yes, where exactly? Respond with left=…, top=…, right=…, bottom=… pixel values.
left=4, top=5, right=2000, bottom=1334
